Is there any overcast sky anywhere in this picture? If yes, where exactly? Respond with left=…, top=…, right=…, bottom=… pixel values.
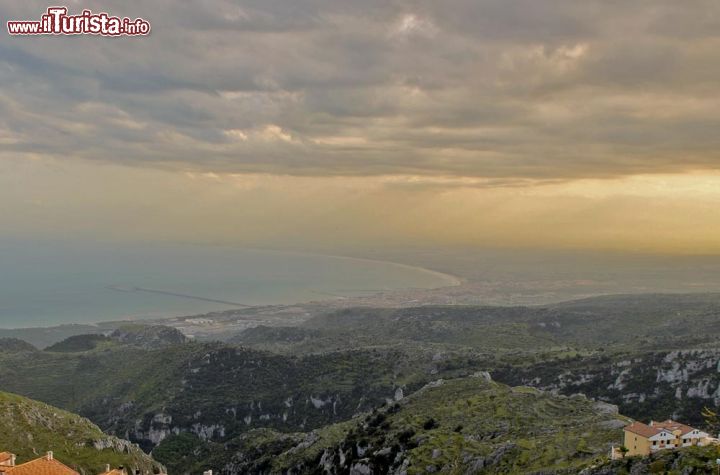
left=3, top=1, right=720, bottom=253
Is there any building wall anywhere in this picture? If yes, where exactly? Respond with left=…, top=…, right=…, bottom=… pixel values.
left=624, top=431, right=651, bottom=456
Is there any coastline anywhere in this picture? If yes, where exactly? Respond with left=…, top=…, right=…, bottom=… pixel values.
left=175, top=244, right=465, bottom=289
left=0, top=249, right=462, bottom=331
left=300, top=252, right=463, bottom=288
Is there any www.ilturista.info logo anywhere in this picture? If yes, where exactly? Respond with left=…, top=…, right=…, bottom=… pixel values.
left=7, top=7, right=150, bottom=36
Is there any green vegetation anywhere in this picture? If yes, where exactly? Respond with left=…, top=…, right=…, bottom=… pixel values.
left=0, top=334, right=487, bottom=455
left=208, top=376, right=628, bottom=474
left=234, top=293, right=720, bottom=354
left=0, top=325, right=107, bottom=350
left=7, top=293, right=720, bottom=473
left=586, top=445, right=720, bottom=474
left=0, top=338, right=37, bottom=354
left=109, top=325, right=187, bottom=349
left=45, top=335, right=111, bottom=353
left=0, top=391, right=163, bottom=475
left=232, top=294, right=720, bottom=429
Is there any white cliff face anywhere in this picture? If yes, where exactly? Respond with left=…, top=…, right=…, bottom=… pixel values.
left=559, top=371, right=596, bottom=388
left=192, top=423, right=225, bottom=441
left=472, top=371, right=492, bottom=382
left=310, top=395, right=329, bottom=409
left=144, top=426, right=176, bottom=445
left=91, top=436, right=135, bottom=452
left=309, top=394, right=340, bottom=410
left=656, top=363, right=688, bottom=384
left=612, top=369, right=630, bottom=390
left=133, top=413, right=177, bottom=445
left=502, top=348, right=720, bottom=419
left=120, top=376, right=400, bottom=452
left=152, top=413, right=172, bottom=425
left=686, top=379, right=713, bottom=398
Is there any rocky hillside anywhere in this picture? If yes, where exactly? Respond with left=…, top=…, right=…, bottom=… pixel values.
left=0, top=334, right=486, bottom=454
left=5, top=294, right=720, bottom=473
left=583, top=445, right=720, bottom=474
left=493, top=348, right=720, bottom=428
left=229, top=294, right=720, bottom=430
left=0, top=391, right=164, bottom=475
left=213, top=375, right=627, bottom=474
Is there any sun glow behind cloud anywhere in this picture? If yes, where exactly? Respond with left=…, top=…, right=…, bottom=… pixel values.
left=3, top=156, right=720, bottom=254
left=2, top=1, right=720, bottom=254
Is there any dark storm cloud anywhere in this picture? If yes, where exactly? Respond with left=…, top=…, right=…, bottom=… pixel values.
left=3, top=0, right=720, bottom=179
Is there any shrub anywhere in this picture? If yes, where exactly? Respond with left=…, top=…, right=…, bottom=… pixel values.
left=423, top=418, right=439, bottom=430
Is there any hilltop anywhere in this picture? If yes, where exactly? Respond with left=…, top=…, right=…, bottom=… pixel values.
left=45, top=335, right=111, bottom=353
left=214, top=376, right=627, bottom=474
left=0, top=391, right=163, bottom=475
left=109, top=325, right=188, bottom=349
left=0, top=325, right=105, bottom=350
left=0, top=338, right=37, bottom=354
left=4, top=294, right=720, bottom=472
left=0, top=330, right=486, bottom=456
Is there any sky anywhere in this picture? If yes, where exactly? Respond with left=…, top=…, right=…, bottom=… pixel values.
left=2, top=1, right=720, bottom=253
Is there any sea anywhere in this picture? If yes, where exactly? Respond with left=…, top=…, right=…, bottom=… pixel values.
left=0, top=239, right=457, bottom=329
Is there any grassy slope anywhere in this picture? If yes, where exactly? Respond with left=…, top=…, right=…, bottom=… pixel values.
left=7, top=294, right=720, bottom=473
left=215, top=376, right=629, bottom=474
left=0, top=391, right=163, bottom=475
left=45, top=335, right=111, bottom=353
left=0, top=338, right=38, bottom=354
left=0, top=339, right=491, bottom=453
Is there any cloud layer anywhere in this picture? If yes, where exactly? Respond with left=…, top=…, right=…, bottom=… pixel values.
left=3, top=0, right=720, bottom=180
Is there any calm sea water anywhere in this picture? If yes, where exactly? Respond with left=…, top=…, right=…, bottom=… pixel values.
left=0, top=240, right=456, bottom=329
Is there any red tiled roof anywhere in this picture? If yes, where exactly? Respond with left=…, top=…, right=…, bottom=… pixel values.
left=0, top=453, right=14, bottom=465
left=652, top=420, right=697, bottom=436
left=3, top=456, right=79, bottom=475
left=624, top=421, right=661, bottom=438
left=625, top=419, right=704, bottom=439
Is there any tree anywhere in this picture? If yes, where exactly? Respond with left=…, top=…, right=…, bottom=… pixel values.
left=702, top=406, right=720, bottom=437
left=619, top=446, right=629, bottom=458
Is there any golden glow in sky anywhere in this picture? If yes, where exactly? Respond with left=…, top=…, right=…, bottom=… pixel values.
left=3, top=1, right=720, bottom=254
left=3, top=156, right=720, bottom=254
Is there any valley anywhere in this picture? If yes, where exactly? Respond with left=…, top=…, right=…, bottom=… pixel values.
left=4, top=293, right=720, bottom=472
